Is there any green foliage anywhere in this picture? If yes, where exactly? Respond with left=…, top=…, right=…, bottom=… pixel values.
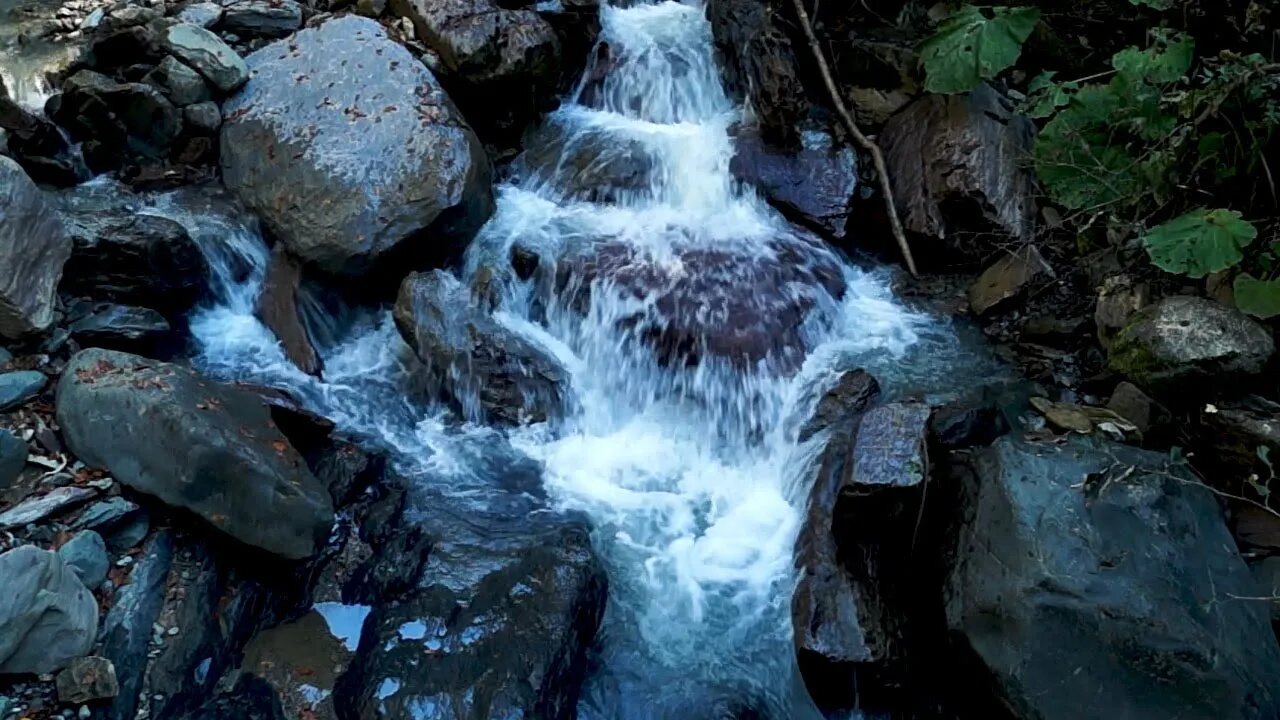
left=1142, top=209, right=1257, bottom=278
left=1234, top=276, right=1280, bottom=319
left=919, top=5, right=1040, bottom=93
left=1128, top=0, right=1175, bottom=11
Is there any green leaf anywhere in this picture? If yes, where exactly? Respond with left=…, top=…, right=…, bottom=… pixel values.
left=1142, top=209, right=1257, bottom=278
left=1129, top=0, right=1174, bottom=9
left=1235, top=275, right=1280, bottom=319
left=919, top=5, right=1041, bottom=94
left=1024, top=71, right=1078, bottom=119
left=1112, top=30, right=1194, bottom=84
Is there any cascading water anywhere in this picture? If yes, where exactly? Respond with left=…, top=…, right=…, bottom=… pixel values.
left=134, top=0, right=989, bottom=717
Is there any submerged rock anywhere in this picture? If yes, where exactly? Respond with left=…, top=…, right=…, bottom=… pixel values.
left=57, top=349, right=333, bottom=559
left=1107, top=295, right=1274, bottom=393
left=0, top=157, right=71, bottom=339
left=255, top=245, right=321, bottom=376
left=0, top=76, right=85, bottom=186
left=395, top=270, right=569, bottom=425
left=948, top=437, right=1280, bottom=720
left=0, top=545, right=99, bottom=675
left=68, top=303, right=172, bottom=353
left=880, top=84, right=1037, bottom=260
left=220, top=16, right=492, bottom=276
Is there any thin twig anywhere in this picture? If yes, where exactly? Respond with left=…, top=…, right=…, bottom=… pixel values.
left=789, top=0, right=920, bottom=277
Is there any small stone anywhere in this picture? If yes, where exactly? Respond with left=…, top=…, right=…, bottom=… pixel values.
left=0, top=486, right=97, bottom=529
left=1108, top=381, right=1155, bottom=434
left=116, top=556, right=133, bottom=567
left=79, top=706, right=90, bottom=720
left=57, top=530, right=111, bottom=588
left=183, top=101, right=222, bottom=133
left=161, top=23, right=249, bottom=93
left=1095, top=275, right=1150, bottom=346
left=72, top=497, right=139, bottom=531
left=56, top=657, right=119, bottom=704
left=0, top=370, right=47, bottom=411
left=166, top=626, right=178, bottom=636
left=968, top=246, right=1052, bottom=316
left=142, top=56, right=211, bottom=107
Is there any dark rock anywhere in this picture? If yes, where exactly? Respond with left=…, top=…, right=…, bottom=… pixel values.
left=255, top=245, right=321, bottom=376
left=184, top=674, right=286, bottom=720
left=1108, top=295, right=1274, bottom=393
left=51, top=70, right=182, bottom=168
left=57, top=182, right=209, bottom=314
left=218, top=0, right=303, bottom=39
left=68, top=303, right=173, bottom=352
left=0, top=156, right=71, bottom=339
left=72, top=497, right=140, bottom=532
left=0, top=486, right=98, bottom=529
left=389, top=0, right=561, bottom=143
left=513, top=115, right=655, bottom=204
left=161, top=23, right=249, bottom=93
left=183, top=101, right=221, bottom=133
left=1251, top=557, right=1280, bottom=624
left=967, top=246, right=1052, bottom=316
left=0, top=545, right=99, bottom=675
left=730, top=126, right=858, bottom=240
left=237, top=608, right=352, bottom=720
left=395, top=269, right=570, bottom=425
left=105, top=510, right=150, bottom=552
left=1108, top=381, right=1157, bottom=434
left=0, top=370, right=46, bottom=410
left=312, top=440, right=385, bottom=509
left=880, top=84, right=1036, bottom=260
left=0, top=429, right=26, bottom=489
left=948, top=437, right=1280, bottom=720
left=928, top=401, right=1006, bottom=450
left=57, top=529, right=111, bottom=588
left=0, top=77, right=86, bottom=186
left=96, top=531, right=173, bottom=720
left=143, top=55, right=212, bottom=107
left=57, top=349, right=334, bottom=559
left=798, top=369, right=881, bottom=442
left=706, top=0, right=805, bottom=145
left=220, top=16, right=493, bottom=275
left=88, top=24, right=164, bottom=73
left=56, top=656, right=119, bottom=703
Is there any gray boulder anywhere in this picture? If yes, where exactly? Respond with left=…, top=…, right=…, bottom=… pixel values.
left=948, top=437, right=1280, bottom=720
left=220, top=16, right=492, bottom=275
left=56, top=349, right=333, bottom=559
left=0, top=545, right=99, bottom=675
left=161, top=23, right=249, bottom=93
left=395, top=270, right=568, bottom=425
left=0, top=370, right=46, bottom=411
left=143, top=55, right=211, bottom=107
left=217, top=0, right=303, bottom=38
left=1108, top=295, right=1274, bottom=392
left=57, top=530, right=110, bottom=589
left=0, top=157, right=70, bottom=339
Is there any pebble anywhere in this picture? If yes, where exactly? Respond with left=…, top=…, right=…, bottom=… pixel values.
left=79, top=707, right=90, bottom=720
left=115, top=556, right=133, bottom=567
left=166, top=626, right=179, bottom=636
left=0, top=370, right=46, bottom=412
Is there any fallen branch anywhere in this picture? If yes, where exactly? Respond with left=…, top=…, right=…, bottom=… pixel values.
left=788, top=0, right=919, bottom=277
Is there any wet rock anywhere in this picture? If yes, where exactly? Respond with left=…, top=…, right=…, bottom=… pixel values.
left=395, top=270, right=569, bottom=425
left=58, top=530, right=111, bottom=588
left=0, top=156, right=71, bottom=339
left=850, top=402, right=932, bottom=487
left=389, top=0, right=561, bottom=143
left=730, top=126, right=858, bottom=240
left=183, top=101, right=221, bottom=133
left=513, top=115, right=655, bottom=203
left=143, top=55, right=211, bottom=107
left=177, top=2, right=223, bottom=27
left=967, top=246, right=1052, bottom=316
left=161, top=23, right=249, bottom=93
left=0, top=370, right=46, bottom=410
left=68, top=303, right=172, bottom=352
left=706, top=0, right=805, bottom=145
left=948, top=437, right=1280, bottom=720
left=220, top=16, right=492, bottom=275
left=57, top=182, right=209, bottom=314
left=0, top=429, right=26, bottom=490
left=104, top=511, right=150, bottom=552
left=51, top=70, right=182, bottom=168
left=929, top=399, right=1006, bottom=450
left=313, top=440, right=386, bottom=509
left=218, top=0, right=303, bottom=39
left=0, top=545, right=99, bottom=675
left=0, top=486, right=97, bottom=530
left=1107, top=295, right=1274, bottom=393
left=335, top=451, right=607, bottom=720
left=555, top=232, right=846, bottom=369
left=96, top=531, right=173, bottom=720
left=0, top=77, right=86, bottom=186
left=57, top=349, right=334, bottom=559
left=797, top=369, right=882, bottom=442
left=880, top=84, right=1037, bottom=260
left=255, top=245, right=321, bottom=376
left=57, top=656, right=119, bottom=704
left=238, top=609, right=350, bottom=720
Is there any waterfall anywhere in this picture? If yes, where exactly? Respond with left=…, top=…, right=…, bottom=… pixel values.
left=138, top=1, right=985, bottom=716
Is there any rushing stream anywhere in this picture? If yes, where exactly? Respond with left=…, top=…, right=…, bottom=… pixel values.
left=6, top=0, right=991, bottom=716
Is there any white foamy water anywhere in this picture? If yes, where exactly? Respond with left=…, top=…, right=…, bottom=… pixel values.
left=128, top=1, right=991, bottom=717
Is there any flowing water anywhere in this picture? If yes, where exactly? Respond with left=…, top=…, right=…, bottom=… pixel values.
left=12, top=0, right=993, bottom=716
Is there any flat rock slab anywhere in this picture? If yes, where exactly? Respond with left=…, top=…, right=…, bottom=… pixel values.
left=850, top=402, right=932, bottom=487
left=0, top=486, right=97, bottom=529
left=0, top=370, right=46, bottom=411
left=0, top=157, right=70, bottom=339
left=162, top=23, right=249, bottom=93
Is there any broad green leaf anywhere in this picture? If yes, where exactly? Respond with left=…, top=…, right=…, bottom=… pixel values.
left=1142, top=209, right=1257, bottom=278
left=1234, top=275, right=1280, bottom=319
left=1112, top=30, right=1194, bottom=84
left=1129, top=0, right=1174, bottom=9
left=919, top=5, right=1041, bottom=94
left=1024, top=71, right=1078, bottom=119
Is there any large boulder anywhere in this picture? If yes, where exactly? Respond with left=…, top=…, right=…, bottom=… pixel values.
left=389, top=0, right=561, bottom=143
left=947, top=437, right=1280, bottom=720
left=57, top=180, right=209, bottom=315
left=56, top=349, right=334, bottom=559
left=0, top=156, right=71, bottom=339
left=707, top=0, right=807, bottom=145
left=220, top=16, right=493, bottom=275
left=0, top=545, right=99, bottom=675
left=730, top=126, right=858, bottom=241
left=880, top=84, right=1036, bottom=261
left=394, top=270, right=569, bottom=425
left=1107, top=295, right=1274, bottom=393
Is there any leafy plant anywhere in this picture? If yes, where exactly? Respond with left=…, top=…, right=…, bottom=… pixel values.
left=918, top=5, right=1041, bottom=93
left=1142, top=209, right=1257, bottom=278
